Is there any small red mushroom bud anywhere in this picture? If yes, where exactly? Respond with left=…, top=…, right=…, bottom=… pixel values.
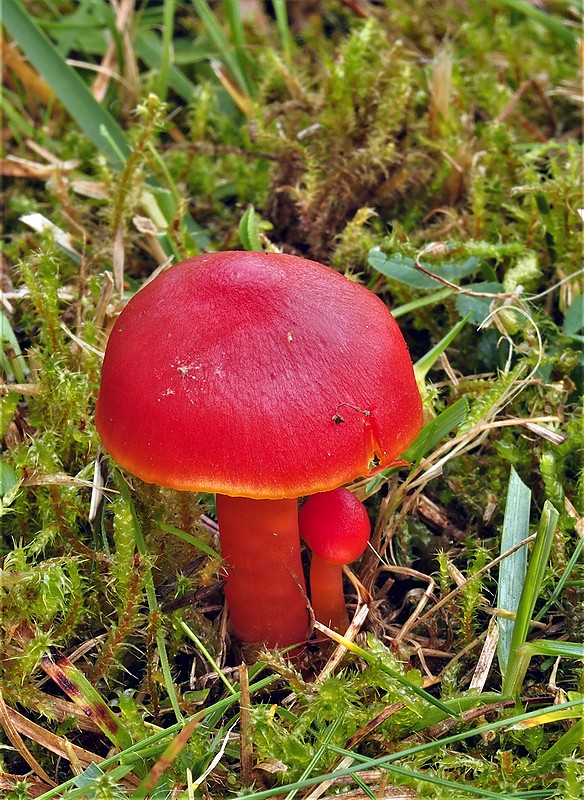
left=299, top=487, right=370, bottom=634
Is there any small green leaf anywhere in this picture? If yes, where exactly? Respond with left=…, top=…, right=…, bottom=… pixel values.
left=368, top=249, right=479, bottom=289
left=239, top=206, right=264, bottom=251
left=563, top=294, right=584, bottom=335
left=0, top=460, right=20, bottom=496
left=455, top=282, right=503, bottom=325
left=0, top=395, right=20, bottom=440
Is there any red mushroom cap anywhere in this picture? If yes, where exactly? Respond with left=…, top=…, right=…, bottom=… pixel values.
left=95, top=251, right=423, bottom=499
left=299, top=487, right=370, bottom=564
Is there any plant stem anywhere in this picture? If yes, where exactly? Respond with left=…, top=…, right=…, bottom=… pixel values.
left=215, top=495, right=309, bottom=647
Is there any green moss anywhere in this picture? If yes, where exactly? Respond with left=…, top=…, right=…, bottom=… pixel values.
left=0, top=1, right=581, bottom=794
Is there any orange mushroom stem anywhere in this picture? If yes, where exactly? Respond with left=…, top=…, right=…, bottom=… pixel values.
left=308, top=554, right=352, bottom=634
left=215, top=495, right=308, bottom=647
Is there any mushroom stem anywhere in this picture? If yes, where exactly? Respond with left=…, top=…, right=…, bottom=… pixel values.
left=308, top=554, right=350, bottom=634
left=215, top=495, right=309, bottom=648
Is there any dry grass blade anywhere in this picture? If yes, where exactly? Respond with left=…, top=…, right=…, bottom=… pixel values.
left=315, top=604, right=369, bottom=684
left=131, top=712, right=203, bottom=799
left=1, top=34, right=54, bottom=106
left=92, top=0, right=139, bottom=108
left=0, top=382, right=41, bottom=396
left=338, top=0, right=371, bottom=18
left=410, top=533, right=537, bottom=631
left=0, top=155, right=79, bottom=178
left=5, top=703, right=112, bottom=772
left=0, top=688, right=56, bottom=786
left=210, top=59, right=255, bottom=116
left=403, top=698, right=516, bottom=745
left=469, top=617, right=499, bottom=692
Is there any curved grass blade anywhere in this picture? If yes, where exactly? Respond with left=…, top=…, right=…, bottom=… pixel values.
left=157, top=521, right=221, bottom=561
left=413, top=313, right=471, bottom=387
left=272, top=0, right=294, bottom=65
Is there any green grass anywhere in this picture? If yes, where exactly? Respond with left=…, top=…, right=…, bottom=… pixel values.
left=1, top=1, right=582, bottom=798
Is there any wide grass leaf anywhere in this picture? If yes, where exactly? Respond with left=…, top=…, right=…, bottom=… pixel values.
left=497, top=467, right=531, bottom=676
left=502, top=500, right=560, bottom=696
left=3, top=0, right=130, bottom=167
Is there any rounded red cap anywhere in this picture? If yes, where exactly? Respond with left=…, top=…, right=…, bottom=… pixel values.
left=299, top=487, right=370, bottom=564
left=96, top=251, right=423, bottom=498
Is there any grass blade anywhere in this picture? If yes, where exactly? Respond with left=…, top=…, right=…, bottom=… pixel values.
left=114, top=472, right=184, bottom=723
left=224, top=0, right=254, bottom=89
left=502, top=500, right=560, bottom=696
left=235, top=699, right=584, bottom=800
left=328, top=748, right=512, bottom=799
left=1, top=310, right=29, bottom=383
left=39, top=654, right=133, bottom=752
left=365, top=397, right=469, bottom=494
left=534, top=533, right=584, bottom=622
left=272, top=0, right=294, bottom=65
left=3, top=0, right=130, bottom=167
left=391, top=287, right=453, bottom=318
left=155, top=0, right=176, bottom=103
left=131, top=714, right=202, bottom=800
left=157, top=521, right=221, bottom=560
left=135, top=31, right=199, bottom=102
left=497, top=467, right=531, bottom=675
left=190, top=0, right=255, bottom=98
left=405, top=397, right=469, bottom=463
left=413, top=313, right=471, bottom=386
left=535, top=717, right=584, bottom=769
left=177, top=619, right=236, bottom=696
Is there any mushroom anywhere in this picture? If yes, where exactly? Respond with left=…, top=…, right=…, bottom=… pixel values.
left=299, top=487, right=370, bottom=634
left=95, top=251, right=423, bottom=648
